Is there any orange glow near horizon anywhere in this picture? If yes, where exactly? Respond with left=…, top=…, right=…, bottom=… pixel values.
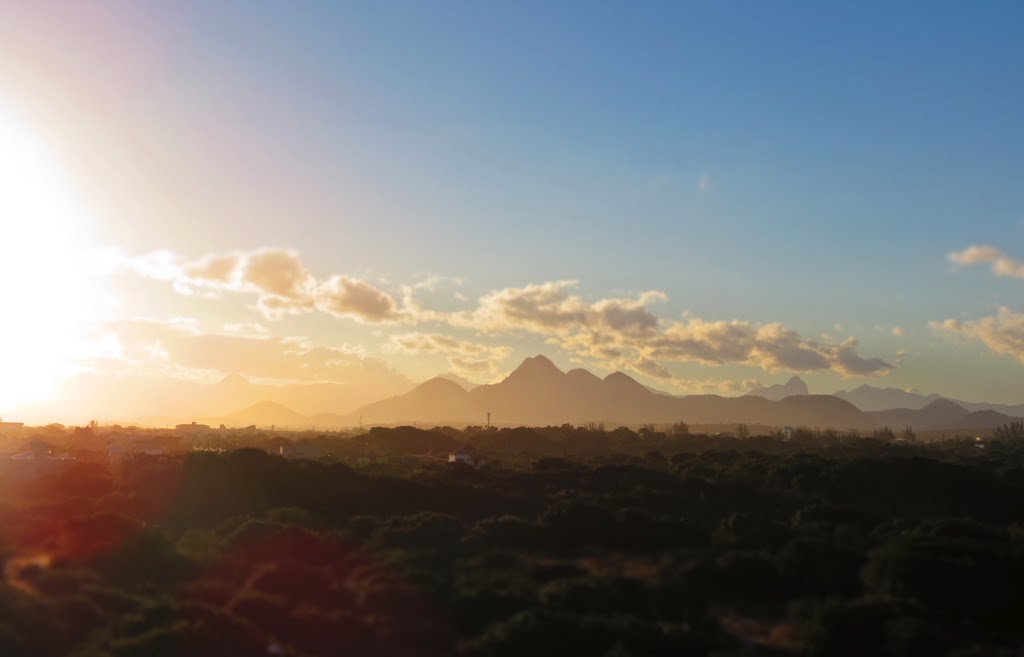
left=0, top=105, right=96, bottom=411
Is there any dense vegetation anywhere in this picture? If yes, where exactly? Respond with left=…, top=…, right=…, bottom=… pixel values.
left=1, top=424, right=1023, bottom=656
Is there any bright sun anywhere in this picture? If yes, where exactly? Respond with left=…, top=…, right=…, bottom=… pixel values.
left=0, top=107, right=95, bottom=412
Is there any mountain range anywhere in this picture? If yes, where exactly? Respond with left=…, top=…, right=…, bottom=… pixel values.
left=16, top=355, right=1024, bottom=432
left=835, top=384, right=1024, bottom=416
left=745, top=376, right=809, bottom=401
left=863, top=399, right=1024, bottom=431
left=349, top=356, right=874, bottom=429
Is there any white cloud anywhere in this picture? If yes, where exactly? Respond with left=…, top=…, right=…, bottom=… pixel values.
left=452, top=281, right=893, bottom=379
left=697, top=173, right=712, bottom=191
left=385, top=332, right=512, bottom=360
left=385, top=332, right=512, bottom=380
left=931, top=307, right=1024, bottom=365
left=948, top=244, right=1024, bottom=279
left=317, top=275, right=402, bottom=322
left=447, top=356, right=506, bottom=380
left=126, top=248, right=416, bottom=323
left=123, top=247, right=894, bottom=383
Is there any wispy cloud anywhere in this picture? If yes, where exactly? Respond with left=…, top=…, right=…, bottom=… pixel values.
left=948, top=244, right=1024, bottom=279
left=931, top=307, right=1024, bottom=365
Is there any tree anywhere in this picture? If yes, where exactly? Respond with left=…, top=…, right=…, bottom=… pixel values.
left=993, top=421, right=1024, bottom=440
left=872, top=426, right=896, bottom=441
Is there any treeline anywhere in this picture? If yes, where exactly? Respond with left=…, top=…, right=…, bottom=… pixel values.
left=0, top=427, right=1023, bottom=655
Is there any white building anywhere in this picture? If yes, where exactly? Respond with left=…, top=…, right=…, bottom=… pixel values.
left=279, top=444, right=322, bottom=459
left=448, top=446, right=480, bottom=466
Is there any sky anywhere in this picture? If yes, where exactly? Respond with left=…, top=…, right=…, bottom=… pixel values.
left=1, top=1, right=1023, bottom=416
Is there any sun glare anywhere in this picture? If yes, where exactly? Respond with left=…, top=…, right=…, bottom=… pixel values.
left=0, top=107, right=94, bottom=412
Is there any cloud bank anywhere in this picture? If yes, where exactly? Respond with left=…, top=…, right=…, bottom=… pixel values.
left=451, top=280, right=893, bottom=380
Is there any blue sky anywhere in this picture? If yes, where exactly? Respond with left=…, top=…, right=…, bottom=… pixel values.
left=1, top=1, right=1023, bottom=410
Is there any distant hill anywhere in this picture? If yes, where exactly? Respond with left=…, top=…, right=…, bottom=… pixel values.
left=955, top=410, right=1024, bottom=430
left=745, top=376, right=809, bottom=401
left=433, top=373, right=482, bottom=391
left=206, top=400, right=349, bottom=429
left=835, top=384, right=1024, bottom=416
left=835, top=385, right=944, bottom=411
left=23, top=371, right=415, bottom=425
left=214, top=401, right=309, bottom=427
left=867, top=399, right=970, bottom=430
left=350, top=355, right=876, bottom=429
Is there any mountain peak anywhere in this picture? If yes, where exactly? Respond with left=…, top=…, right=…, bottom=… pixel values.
left=745, top=375, right=809, bottom=400
left=922, top=398, right=965, bottom=412
left=433, top=373, right=480, bottom=391
left=566, top=368, right=602, bottom=383
left=602, top=371, right=648, bottom=393
left=418, top=376, right=471, bottom=394
left=217, top=373, right=250, bottom=387
left=508, top=355, right=563, bottom=379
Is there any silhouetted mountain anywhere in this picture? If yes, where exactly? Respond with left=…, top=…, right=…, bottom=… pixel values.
left=835, top=384, right=1024, bottom=416
left=351, top=356, right=877, bottom=428
left=955, top=410, right=1024, bottom=430
left=868, top=399, right=970, bottom=430
left=433, top=373, right=481, bottom=391
left=355, top=377, right=477, bottom=425
left=217, top=401, right=309, bottom=427
left=745, top=376, right=809, bottom=401
left=203, top=401, right=349, bottom=429
left=835, top=385, right=943, bottom=411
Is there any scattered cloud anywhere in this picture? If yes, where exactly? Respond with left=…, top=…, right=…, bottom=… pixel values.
left=385, top=332, right=512, bottom=380
left=452, top=280, right=665, bottom=338
left=123, top=248, right=895, bottom=384
left=665, top=377, right=763, bottom=396
left=697, top=173, right=712, bottom=191
left=631, top=357, right=673, bottom=380
left=447, top=356, right=506, bottom=380
left=452, top=281, right=893, bottom=380
left=891, top=326, right=906, bottom=337
left=931, top=307, right=1024, bottom=364
left=948, top=244, right=1024, bottom=279
left=317, top=275, right=403, bottom=322
left=385, top=332, right=512, bottom=360
left=126, top=248, right=419, bottom=323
